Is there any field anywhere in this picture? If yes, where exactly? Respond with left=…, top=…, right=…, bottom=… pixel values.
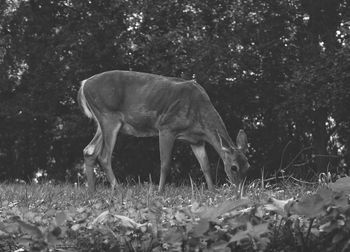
left=0, top=178, right=350, bottom=252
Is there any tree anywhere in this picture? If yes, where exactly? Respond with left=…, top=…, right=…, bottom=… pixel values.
left=0, top=0, right=349, bottom=183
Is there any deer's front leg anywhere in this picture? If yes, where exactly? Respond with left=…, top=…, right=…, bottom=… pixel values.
left=158, top=131, right=175, bottom=192
left=191, top=143, right=214, bottom=190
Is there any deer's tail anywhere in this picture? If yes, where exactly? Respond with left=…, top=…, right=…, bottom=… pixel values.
left=78, top=79, right=103, bottom=156
left=78, top=79, right=94, bottom=119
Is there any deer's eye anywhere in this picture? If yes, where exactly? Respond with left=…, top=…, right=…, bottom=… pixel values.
left=231, top=165, right=238, bottom=171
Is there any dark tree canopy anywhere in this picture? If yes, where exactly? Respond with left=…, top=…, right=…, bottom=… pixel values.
left=0, top=0, right=349, bottom=184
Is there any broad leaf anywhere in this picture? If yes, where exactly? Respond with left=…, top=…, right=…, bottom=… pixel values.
left=329, top=177, right=350, bottom=194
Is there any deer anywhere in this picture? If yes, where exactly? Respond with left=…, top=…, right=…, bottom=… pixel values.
left=77, top=70, right=250, bottom=193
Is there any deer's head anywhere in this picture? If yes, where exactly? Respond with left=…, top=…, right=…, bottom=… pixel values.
left=219, top=130, right=250, bottom=185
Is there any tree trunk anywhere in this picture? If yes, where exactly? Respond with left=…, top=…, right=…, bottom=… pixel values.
left=303, top=0, right=340, bottom=172
left=313, top=108, right=328, bottom=172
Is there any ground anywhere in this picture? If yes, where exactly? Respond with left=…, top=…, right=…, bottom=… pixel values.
left=0, top=178, right=350, bottom=251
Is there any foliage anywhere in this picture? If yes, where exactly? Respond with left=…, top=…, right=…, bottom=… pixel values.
left=1, top=177, right=350, bottom=251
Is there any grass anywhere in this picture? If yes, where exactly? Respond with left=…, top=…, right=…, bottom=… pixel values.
left=0, top=179, right=314, bottom=210
left=0, top=179, right=348, bottom=251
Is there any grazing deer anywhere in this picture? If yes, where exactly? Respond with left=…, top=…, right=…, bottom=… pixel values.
left=78, top=70, right=249, bottom=193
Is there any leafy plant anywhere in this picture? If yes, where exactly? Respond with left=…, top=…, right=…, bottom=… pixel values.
left=1, top=177, right=350, bottom=251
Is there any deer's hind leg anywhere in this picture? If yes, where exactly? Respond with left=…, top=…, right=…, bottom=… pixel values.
left=83, top=115, right=122, bottom=193
left=83, top=127, right=103, bottom=193
left=97, top=115, right=122, bottom=191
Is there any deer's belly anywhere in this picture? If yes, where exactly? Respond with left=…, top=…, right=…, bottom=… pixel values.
left=120, top=123, right=158, bottom=137
left=120, top=111, right=159, bottom=137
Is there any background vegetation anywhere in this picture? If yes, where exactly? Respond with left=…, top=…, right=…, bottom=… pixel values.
left=1, top=0, right=350, bottom=184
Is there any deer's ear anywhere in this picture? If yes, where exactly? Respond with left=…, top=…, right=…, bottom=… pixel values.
left=236, top=129, right=248, bottom=154
left=218, top=133, right=230, bottom=152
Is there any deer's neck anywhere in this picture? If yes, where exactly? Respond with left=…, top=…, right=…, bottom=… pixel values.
left=202, top=109, right=235, bottom=162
